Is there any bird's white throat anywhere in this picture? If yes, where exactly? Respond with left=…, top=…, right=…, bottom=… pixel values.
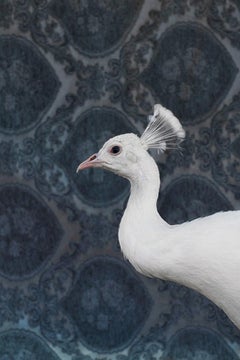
left=118, top=151, right=170, bottom=276
left=128, top=151, right=160, bottom=212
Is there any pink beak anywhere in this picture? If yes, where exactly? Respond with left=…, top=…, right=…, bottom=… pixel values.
left=76, top=154, right=100, bottom=172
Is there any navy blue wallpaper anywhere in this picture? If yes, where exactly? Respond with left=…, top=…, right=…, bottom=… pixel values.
left=1, top=0, right=240, bottom=359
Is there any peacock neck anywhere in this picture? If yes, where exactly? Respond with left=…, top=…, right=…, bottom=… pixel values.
left=119, top=152, right=169, bottom=273
left=127, top=153, right=162, bottom=218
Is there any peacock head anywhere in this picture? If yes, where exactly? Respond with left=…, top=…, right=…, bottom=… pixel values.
left=76, top=133, right=148, bottom=179
left=76, top=104, right=185, bottom=179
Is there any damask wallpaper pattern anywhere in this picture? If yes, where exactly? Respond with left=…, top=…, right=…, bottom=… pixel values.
left=0, top=0, right=240, bottom=359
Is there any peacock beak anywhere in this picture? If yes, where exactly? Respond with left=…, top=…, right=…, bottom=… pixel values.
left=76, top=153, right=101, bottom=172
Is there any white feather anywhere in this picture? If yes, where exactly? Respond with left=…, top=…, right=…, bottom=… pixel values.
left=140, top=104, right=185, bottom=152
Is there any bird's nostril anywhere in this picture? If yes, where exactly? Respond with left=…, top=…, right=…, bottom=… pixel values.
left=90, top=154, right=97, bottom=161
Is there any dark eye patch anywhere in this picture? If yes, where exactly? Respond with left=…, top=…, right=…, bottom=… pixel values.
left=110, top=145, right=121, bottom=155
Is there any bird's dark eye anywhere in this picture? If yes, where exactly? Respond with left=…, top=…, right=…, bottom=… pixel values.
left=109, top=145, right=121, bottom=155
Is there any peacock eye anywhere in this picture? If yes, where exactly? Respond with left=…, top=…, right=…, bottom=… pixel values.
left=109, top=145, right=122, bottom=155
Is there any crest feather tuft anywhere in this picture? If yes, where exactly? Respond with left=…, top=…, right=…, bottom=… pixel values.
left=140, top=104, right=185, bottom=152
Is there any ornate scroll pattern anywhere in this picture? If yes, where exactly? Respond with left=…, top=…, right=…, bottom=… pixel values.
left=0, top=107, right=133, bottom=210
left=49, top=0, right=144, bottom=56
left=0, top=184, right=62, bottom=279
left=0, top=268, right=239, bottom=359
left=0, top=330, right=60, bottom=359
left=62, top=257, right=152, bottom=352
left=0, top=0, right=240, bottom=359
left=196, top=93, right=240, bottom=199
left=158, top=175, right=233, bottom=224
left=0, top=0, right=13, bottom=28
left=140, top=23, right=238, bottom=124
left=207, top=0, right=240, bottom=49
left=163, top=327, right=239, bottom=360
left=0, top=35, right=60, bottom=134
left=0, top=255, right=151, bottom=356
left=105, top=10, right=238, bottom=124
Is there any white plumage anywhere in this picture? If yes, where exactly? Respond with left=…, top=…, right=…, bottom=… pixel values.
left=77, top=104, right=240, bottom=329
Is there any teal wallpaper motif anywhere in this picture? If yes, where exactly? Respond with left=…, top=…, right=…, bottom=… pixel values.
left=0, top=0, right=240, bottom=359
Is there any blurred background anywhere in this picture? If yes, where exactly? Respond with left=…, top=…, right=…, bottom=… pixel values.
left=0, top=0, right=240, bottom=358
